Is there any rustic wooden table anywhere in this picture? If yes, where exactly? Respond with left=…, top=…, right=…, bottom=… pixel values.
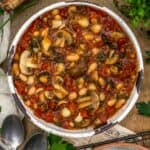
left=5, top=0, right=150, bottom=149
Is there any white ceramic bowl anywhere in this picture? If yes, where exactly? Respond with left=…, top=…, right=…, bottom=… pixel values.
left=7, top=1, right=144, bottom=138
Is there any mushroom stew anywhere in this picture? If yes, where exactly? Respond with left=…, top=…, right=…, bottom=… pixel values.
left=12, top=5, right=138, bottom=129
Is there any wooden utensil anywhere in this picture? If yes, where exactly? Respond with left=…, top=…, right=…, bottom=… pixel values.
left=0, top=0, right=25, bottom=11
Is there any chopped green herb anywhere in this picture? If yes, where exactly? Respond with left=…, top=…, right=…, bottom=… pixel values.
left=0, top=106, right=1, bottom=112
left=113, top=0, right=150, bottom=28
left=97, top=52, right=107, bottom=62
left=136, top=102, right=150, bottom=116
left=48, top=134, right=75, bottom=150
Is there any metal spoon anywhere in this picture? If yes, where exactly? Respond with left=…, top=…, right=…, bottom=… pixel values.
left=1, top=115, right=25, bottom=150
left=23, top=133, right=48, bottom=150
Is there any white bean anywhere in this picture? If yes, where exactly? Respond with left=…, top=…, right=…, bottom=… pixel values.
left=28, top=86, right=36, bottom=96
left=78, top=17, right=89, bottom=28
left=91, top=24, right=102, bottom=34
left=61, top=107, right=71, bottom=117
left=68, top=92, right=77, bottom=100
left=115, top=99, right=126, bottom=109
left=79, top=88, right=87, bottom=96
left=107, top=99, right=117, bottom=107
left=66, top=53, right=79, bottom=61
left=88, top=62, right=97, bottom=74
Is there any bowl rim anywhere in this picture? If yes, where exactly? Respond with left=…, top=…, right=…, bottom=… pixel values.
left=7, top=1, right=144, bottom=138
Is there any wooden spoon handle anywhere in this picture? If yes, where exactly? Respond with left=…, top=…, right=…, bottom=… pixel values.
left=0, top=0, right=25, bottom=11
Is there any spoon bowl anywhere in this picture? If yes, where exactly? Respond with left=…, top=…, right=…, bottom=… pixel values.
left=1, top=115, right=24, bottom=149
left=23, top=133, right=48, bottom=150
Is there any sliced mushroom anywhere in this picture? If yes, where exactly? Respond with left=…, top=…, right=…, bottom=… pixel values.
left=19, top=50, right=38, bottom=75
left=52, top=20, right=63, bottom=29
left=80, top=119, right=91, bottom=128
left=91, top=91, right=100, bottom=112
left=67, top=57, right=88, bottom=78
left=44, top=91, right=54, bottom=99
left=55, top=30, right=73, bottom=47
left=78, top=92, right=100, bottom=111
left=105, top=54, right=118, bottom=65
left=52, top=76, right=68, bottom=98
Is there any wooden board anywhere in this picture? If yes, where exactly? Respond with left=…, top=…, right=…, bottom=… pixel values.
left=4, top=0, right=150, bottom=149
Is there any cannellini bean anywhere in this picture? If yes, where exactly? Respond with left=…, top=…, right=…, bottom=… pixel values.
left=28, top=86, right=36, bottom=96
left=91, top=71, right=98, bottom=81
left=33, top=103, right=38, bottom=110
left=98, top=77, right=106, bottom=87
left=68, top=92, right=77, bottom=100
left=69, top=122, right=74, bottom=127
left=91, top=18, right=98, bottom=24
left=78, top=17, right=89, bottom=28
left=79, top=101, right=92, bottom=109
left=56, top=63, right=65, bottom=74
left=88, top=83, right=97, bottom=91
left=88, top=62, right=97, bottom=74
left=111, top=32, right=124, bottom=41
left=25, top=100, right=31, bottom=107
left=75, top=113, right=83, bottom=123
left=42, top=37, right=51, bottom=51
left=78, top=78, right=84, bottom=85
left=51, top=9, right=60, bottom=15
left=77, top=96, right=91, bottom=103
left=84, top=32, right=94, bottom=40
left=53, top=84, right=68, bottom=96
left=52, top=20, right=62, bottom=29
left=110, top=66, right=118, bottom=74
left=55, top=38, right=65, bottom=48
left=79, top=88, right=87, bottom=96
left=39, top=92, right=46, bottom=103
left=66, top=53, right=79, bottom=62
left=61, top=107, right=71, bottom=117
left=12, top=63, right=19, bottom=76
left=39, top=75, right=49, bottom=84
left=19, top=74, right=27, bottom=82
left=94, top=118, right=102, bottom=126
left=91, top=24, right=102, bottom=34
left=99, top=92, right=105, bottom=101
left=92, top=48, right=99, bottom=55
left=115, top=99, right=126, bottom=109
left=27, top=76, right=35, bottom=85
left=41, top=28, right=49, bottom=37
left=68, top=6, right=77, bottom=13
left=54, top=15, right=61, bottom=20
left=33, top=31, right=40, bottom=37
left=116, top=82, right=124, bottom=90
left=107, top=99, right=117, bottom=107
left=78, top=84, right=83, bottom=89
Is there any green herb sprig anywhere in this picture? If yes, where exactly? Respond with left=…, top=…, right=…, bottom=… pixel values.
left=0, top=0, right=39, bottom=31
left=48, top=134, right=75, bottom=150
left=113, top=0, right=150, bottom=28
left=136, top=102, right=150, bottom=116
